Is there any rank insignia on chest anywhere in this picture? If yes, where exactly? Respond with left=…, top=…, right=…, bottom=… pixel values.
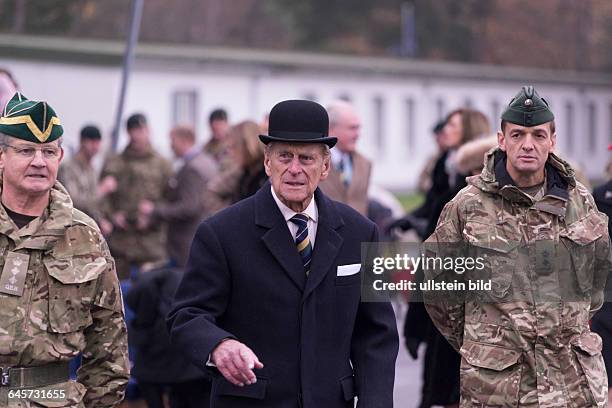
left=0, top=251, right=30, bottom=297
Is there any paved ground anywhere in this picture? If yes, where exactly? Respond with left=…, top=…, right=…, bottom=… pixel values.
left=393, top=302, right=423, bottom=408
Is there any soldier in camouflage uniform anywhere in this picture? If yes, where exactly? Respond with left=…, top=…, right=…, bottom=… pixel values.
left=424, top=86, right=611, bottom=407
left=58, top=125, right=117, bottom=225
left=0, top=93, right=129, bottom=407
left=99, top=113, right=172, bottom=280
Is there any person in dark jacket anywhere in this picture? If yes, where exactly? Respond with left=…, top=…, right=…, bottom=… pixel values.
left=168, top=100, right=398, bottom=408
left=127, top=266, right=212, bottom=408
left=138, top=125, right=218, bottom=267
left=394, top=108, right=490, bottom=408
left=591, top=153, right=612, bottom=403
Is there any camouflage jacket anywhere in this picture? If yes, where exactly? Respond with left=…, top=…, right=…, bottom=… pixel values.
left=424, top=148, right=611, bottom=407
left=100, top=144, right=172, bottom=276
left=0, top=180, right=129, bottom=407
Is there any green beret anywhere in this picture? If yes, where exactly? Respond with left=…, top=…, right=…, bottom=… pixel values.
left=0, top=92, right=63, bottom=143
left=501, top=86, right=554, bottom=127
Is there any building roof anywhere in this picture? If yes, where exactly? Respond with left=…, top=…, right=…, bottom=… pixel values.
left=2, top=34, right=612, bottom=87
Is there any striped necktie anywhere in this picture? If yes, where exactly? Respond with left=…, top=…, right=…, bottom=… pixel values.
left=290, top=213, right=312, bottom=276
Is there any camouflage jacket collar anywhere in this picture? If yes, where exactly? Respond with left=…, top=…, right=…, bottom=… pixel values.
left=0, top=178, right=74, bottom=249
left=122, top=143, right=155, bottom=159
left=469, top=148, right=577, bottom=213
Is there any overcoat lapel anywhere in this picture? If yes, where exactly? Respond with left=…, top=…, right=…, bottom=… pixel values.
left=303, top=188, right=344, bottom=301
left=255, top=184, right=306, bottom=291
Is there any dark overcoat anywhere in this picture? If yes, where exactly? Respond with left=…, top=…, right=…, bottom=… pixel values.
left=168, top=184, right=398, bottom=408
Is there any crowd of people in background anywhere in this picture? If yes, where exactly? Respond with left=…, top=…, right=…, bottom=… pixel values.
left=2, top=65, right=611, bottom=408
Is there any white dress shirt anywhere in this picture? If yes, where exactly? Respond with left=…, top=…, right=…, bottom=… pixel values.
left=270, top=185, right=318, bottom=248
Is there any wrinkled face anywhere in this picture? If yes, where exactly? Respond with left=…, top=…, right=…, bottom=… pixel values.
left=498, top=122, right=556, bottom=176
left=0, top=138, right=64, bottom=196
left=331, top=109, right=360, bottom=153
left=264, top=142, right=330, bottom=212
left=81, top=138, right=101, bottom=160
left=210, top=119, right=229, bottom=141
left=440, top=113, right=463, bottom=149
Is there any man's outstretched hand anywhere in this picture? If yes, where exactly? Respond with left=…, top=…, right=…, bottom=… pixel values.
left=212, top=339, right=264, bottom=387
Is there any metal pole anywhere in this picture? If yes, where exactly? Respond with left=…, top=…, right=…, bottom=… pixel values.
left=111, top=0, right=144, bottom=152
left=400, top=1, right=416, bottom=58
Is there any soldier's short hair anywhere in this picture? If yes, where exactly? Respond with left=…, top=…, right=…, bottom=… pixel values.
left=126, top=113, right=147, bottom=131
left=209, top=108, right=228, bottom=124
left=80, top=125, right=102, bottom=141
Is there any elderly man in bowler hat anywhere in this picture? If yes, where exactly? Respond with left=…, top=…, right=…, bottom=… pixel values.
left=168, top=99, right=399, bottom=408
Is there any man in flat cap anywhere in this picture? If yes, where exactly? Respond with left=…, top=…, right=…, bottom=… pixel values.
left=0, top=93, right=129, bottom=407
left=168, top=99, right=398, bottom=408
left=423, top=86, right=611, bottom=406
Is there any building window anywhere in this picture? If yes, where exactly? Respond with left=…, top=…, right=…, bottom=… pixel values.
left=373, top=96, right=385, bottom=151
left=565, top=102, right=574, bottom=153
left=436, top=98, right=446, bottom=121
left=588, top=102, right=597, bottom=153
left=172, top=90, right=198, bottom=128
left=406, top=98, right=415, bottom=152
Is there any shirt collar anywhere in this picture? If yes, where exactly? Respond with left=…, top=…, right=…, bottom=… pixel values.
left=270, top=185, right=318, bottom=224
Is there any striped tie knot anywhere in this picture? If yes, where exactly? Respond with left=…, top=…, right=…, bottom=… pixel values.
left=290, top=213, right=312, bottom=276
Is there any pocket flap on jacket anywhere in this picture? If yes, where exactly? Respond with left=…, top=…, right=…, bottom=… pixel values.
left=460, top=341, right=521, bottom=371
left=213, top=376, right=267, bottom=399
left=561, top=213, right=606, bottom=246
left=44, top=255, right=107, bottom=284
left=571, top=332, right=603, bottom=356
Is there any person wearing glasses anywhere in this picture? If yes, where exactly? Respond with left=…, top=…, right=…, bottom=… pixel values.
left=0, top=93, right=129, bottom=407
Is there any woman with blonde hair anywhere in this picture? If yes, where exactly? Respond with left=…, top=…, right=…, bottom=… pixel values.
left=206, top=120, right=268, bottom=212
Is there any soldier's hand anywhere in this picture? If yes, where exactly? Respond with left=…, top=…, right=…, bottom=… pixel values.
left=212, top=339, right=264, bottom=387
left=98, top=175, right=118, bottom=197
left=138, top=200, right=154, bottom=216
left=99, top=217, right=113, bottom=236
left=112, top=212, right=128, bottom=230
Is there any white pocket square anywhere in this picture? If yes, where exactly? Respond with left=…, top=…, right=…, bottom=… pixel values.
left=337, top=263, right=361, bottom=276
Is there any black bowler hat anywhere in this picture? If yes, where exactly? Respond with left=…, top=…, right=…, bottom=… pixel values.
left=259, top=100, right=337, bottom=148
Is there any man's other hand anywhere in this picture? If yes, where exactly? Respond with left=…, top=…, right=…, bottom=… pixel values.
left=212, top=339, right=264, bottom=387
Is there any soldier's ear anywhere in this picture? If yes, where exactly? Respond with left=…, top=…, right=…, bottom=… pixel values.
left=550, top=132, right=557, bottom=151
left=497, top=131, right=506, bottom=152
